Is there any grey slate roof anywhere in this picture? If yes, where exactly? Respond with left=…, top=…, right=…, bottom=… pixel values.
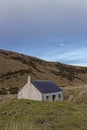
left=32, top=80, right=62, bottom=94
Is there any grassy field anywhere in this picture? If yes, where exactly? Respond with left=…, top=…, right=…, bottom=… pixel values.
left=0, top=97, right=87, bottom=130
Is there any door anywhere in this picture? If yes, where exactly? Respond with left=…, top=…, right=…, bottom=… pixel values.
left=53, top=95, right=56, bottom=101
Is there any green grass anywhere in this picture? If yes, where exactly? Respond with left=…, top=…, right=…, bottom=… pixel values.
left=0, top=99, right=87, bottom=130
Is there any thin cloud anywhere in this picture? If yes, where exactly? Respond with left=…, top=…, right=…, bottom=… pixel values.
left=42, top=48, right=87, bottom=66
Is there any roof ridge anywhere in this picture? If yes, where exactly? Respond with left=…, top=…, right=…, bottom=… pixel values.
left=32, top=80, right=53, bottom=82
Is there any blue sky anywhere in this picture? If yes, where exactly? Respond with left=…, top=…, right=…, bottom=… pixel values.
left=0, top=0, right=87, bottom=66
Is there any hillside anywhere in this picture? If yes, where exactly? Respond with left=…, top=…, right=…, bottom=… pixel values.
left=1, top=49, right=87, bottom=95
left=1, top=49, right=87, bottom=130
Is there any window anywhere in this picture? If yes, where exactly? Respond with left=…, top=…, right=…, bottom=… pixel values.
left=59, top=94, right=61, bottom=99
left=46, top=96, right=49, bottom=101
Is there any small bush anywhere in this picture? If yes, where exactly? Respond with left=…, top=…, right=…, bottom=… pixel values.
left=0, top=88, right=7, bottom=95
left=9, top=87, right=19, bottom=94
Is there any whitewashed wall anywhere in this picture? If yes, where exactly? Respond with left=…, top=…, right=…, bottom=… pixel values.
left=18, top=83, right=30, bottom=99
left=42, top=91, right=63, bottom=102
left=29, top=84, right=42, bottom=101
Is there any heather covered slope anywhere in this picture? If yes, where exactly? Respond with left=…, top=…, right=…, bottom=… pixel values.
left=0, top=49, right=87, bottom=92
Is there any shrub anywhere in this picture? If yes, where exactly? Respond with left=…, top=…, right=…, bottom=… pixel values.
left=0, top=88, right=7, bottom=95
left=9, top=87, right=19, bottom=94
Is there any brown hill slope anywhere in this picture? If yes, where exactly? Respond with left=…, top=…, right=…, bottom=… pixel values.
left=0, top=49, right=87, bottom=94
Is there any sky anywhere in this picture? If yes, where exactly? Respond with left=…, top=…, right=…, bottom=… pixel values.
left=0, top=0, right=87, bottom=66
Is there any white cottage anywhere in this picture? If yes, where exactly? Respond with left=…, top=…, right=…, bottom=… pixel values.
left=18, top=76, right=63, bottom=102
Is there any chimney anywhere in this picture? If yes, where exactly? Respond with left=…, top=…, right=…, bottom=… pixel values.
left=28, top=76, right=31, bottom=85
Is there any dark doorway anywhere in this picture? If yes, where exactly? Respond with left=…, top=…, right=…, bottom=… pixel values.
left=53, top=95, right=56, bottom=101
